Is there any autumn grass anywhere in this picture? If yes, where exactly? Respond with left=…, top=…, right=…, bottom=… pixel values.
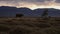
left=0, top=17, right=60, bottom=34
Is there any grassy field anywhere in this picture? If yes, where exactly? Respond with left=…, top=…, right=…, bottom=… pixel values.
left=0, top=17, right=60, bottom=34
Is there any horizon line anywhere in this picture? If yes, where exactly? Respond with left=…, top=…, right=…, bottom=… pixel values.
left=0, top=6, right=60, bottom=10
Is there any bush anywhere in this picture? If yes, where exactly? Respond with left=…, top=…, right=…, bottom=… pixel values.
left=0, top=25, right=10, bottom=32
left=44, top=28, right=60, bottom=34
left=9, top=27, right=31, bottom=34
left=36, top=23, right=51, bottom=28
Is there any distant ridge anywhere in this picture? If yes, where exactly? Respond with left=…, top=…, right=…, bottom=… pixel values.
left=0, top=6, right=60, bottom=17
left=0, top=6, right=60, bottom=10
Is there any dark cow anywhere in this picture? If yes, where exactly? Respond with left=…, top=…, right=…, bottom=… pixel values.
left=16, top=14, right=24, bottom=17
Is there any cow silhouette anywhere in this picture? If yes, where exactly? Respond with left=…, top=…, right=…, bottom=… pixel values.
left=16, top=14, right=24, bottom=17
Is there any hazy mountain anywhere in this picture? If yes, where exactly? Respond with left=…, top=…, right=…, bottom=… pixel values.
left=0, top=6, right=17, bottom=17
left=48, top=8, right=60, bottom=17
left=0, top=6, right=60, bottom=17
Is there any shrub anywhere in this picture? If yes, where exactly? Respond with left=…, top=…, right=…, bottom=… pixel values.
left=0, top=25, right=10, bottom=32
left=9, top=27, right=31, bottom=34
left=44, top=28, right=60, bottom=34
left=36, top=23, right=51, bottom=28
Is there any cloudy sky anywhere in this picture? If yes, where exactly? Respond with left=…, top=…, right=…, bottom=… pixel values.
left=0, top=0, right=60, bottom=10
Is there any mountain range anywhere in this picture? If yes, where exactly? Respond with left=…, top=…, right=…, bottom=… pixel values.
left=0, top=6, right=60, bottom=17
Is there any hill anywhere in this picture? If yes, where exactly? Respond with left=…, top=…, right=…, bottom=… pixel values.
left=0, top=6, right=60, bottom=17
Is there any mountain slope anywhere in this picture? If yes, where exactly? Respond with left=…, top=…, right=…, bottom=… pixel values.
left=0, top=6, right=60, bottom=17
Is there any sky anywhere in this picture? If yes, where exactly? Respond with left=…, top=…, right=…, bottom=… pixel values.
left=0, top=0, right=60, bottom=10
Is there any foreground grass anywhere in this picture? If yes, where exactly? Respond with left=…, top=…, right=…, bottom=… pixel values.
left=0, top=17, right=60, bottom=34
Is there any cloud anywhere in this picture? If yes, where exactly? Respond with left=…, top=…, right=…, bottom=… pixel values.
left=0, top=0, right=55, bottom=2
left=0, top=0, right=60, bottom=10
left=0, top=0, right=59, bottom=6
left=0, top=0, right=58, bottom=4
left=56, top=0, right=60, bottom=3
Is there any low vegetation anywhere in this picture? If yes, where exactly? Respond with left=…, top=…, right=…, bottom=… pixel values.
left=0, top=17, right=60, bottom=34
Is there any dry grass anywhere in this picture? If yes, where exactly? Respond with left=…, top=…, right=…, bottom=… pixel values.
left=0, top=17, right=60, bottom=34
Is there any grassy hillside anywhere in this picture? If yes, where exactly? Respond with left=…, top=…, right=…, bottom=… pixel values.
left=0, top=17, right=60, bottom=34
